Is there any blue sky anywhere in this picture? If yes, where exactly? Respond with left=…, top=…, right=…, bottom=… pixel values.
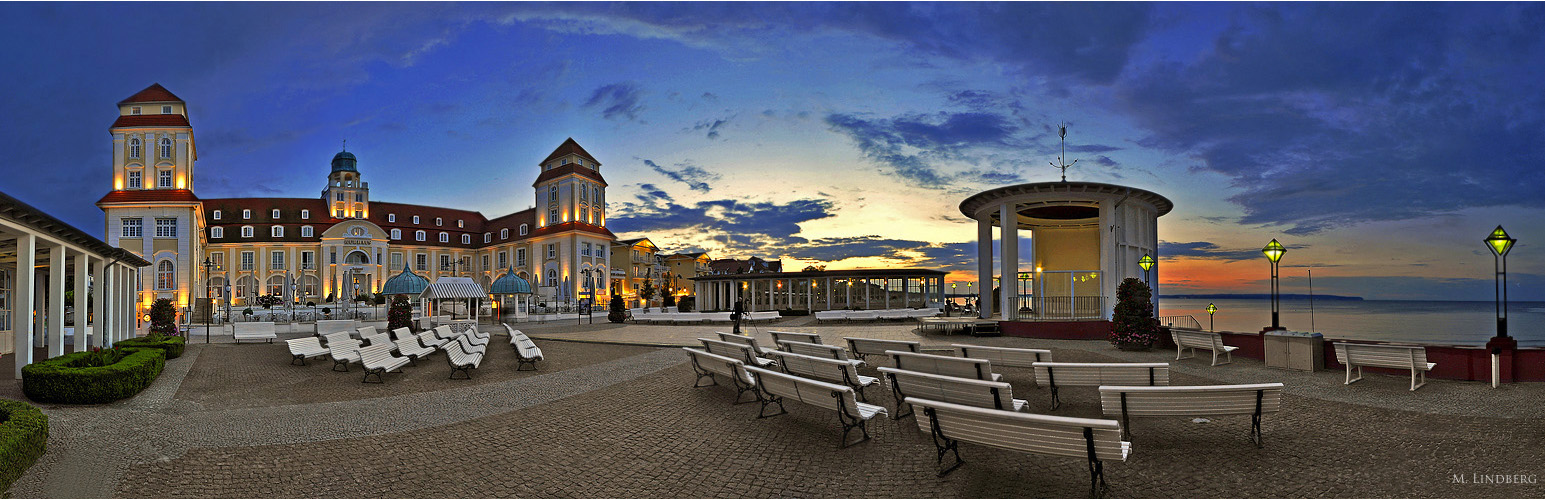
left=3, top=2, right=1543, bottom=301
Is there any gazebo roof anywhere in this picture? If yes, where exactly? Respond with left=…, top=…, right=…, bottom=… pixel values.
left=420, top=277, right=488, bottom=300
left=491, top=266, right=533, bottom=294
left=959, top=181, right=1174, bottom=222
left=380, top=264, right=430, bottom=296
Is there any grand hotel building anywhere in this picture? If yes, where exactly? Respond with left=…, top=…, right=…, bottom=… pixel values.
left=96, top=84, right=616, bottom=317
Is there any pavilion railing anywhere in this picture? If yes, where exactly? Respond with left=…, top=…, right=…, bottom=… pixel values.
left=1159, top=315, right=1202, bottom=330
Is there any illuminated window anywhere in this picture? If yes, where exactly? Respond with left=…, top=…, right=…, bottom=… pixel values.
left=129, top=137, right=141, bottom=158
left=127, top=170, right=141, bottom=189
left=121, top=218, right=142, bottom=237
left=159, top=137, right=172, bottom=159
left=156, top=260, right=175, bottom=290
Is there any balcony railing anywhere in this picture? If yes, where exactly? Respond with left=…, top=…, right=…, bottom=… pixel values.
left=1159, top=315, right=1202, bottom=330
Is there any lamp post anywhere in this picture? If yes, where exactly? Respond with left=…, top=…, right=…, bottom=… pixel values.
left=950, top=283, right=956, bottom=316
left=1206, top=302, right=1217, bottom=331
left=1485, top=226, right=1516, bottom=339
left=1262, top=239, right=1286, bottom=330
left=202, top=257, right=214, bottom=343
left=1139, top=254, right=1157, bottom=317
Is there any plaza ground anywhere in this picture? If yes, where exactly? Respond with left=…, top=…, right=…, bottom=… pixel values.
left=5, top=318, right=1544, bottom=498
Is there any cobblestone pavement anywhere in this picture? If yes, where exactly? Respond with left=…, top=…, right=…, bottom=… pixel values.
left=9, top=321, right=1545, bottom=498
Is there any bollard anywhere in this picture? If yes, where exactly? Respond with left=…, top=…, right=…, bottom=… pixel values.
left=1491, top=347, right=1501, bottom=389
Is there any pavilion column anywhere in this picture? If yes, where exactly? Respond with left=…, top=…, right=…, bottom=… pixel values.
left=92, top=257, right=107, bottom=348
left=47, top=244, right=66, bottom=358
left=120, top=265, right=133, bottom=341
left=825, top=278, right=832, bottom=311
left=1000, top=202, right=1018, bottom=321
left=72, top=252, right=88, bottom=353
left=977, top=214, right=994, bottom=319
left=101, top=259, right=114, bottom=347
left=13, top=233, right=36, bottom=378
left=904, top=278, right=911, bottom=309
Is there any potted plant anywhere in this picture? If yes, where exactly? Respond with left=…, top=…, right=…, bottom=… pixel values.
left=607, top=292, right=627, bottom=323
left=1109, top=278, right=1160, bottom=350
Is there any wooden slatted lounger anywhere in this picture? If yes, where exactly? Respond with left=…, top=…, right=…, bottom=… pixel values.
left=1032, top=362, right=1170, bottom=410
left=878, top=366, right=1025, bottom=419
left=907, top=397, right=1128, bottom=497
left=1099, top=383, right=1284, bottom=445
left=743, top=366, right=887, bottom=448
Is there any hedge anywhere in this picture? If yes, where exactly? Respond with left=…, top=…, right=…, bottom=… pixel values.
left=113, top=336, right=186, bottom=359
left=21, top=348, right=166, bottom=404
left=0, top=398, right=48, bottom=492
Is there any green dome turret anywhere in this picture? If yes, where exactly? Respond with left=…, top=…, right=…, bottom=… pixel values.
left=380, top=264, right=429, bottom=296
left=331, top=150, right=358, bottom=173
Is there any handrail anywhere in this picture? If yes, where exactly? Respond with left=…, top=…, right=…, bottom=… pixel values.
left=1159, top=315, right=1202, bottom=330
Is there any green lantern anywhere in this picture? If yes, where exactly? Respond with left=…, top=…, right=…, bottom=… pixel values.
left=1261, top=239, right=1286, bottom=263
left=1485, top=226, right=1515, bottom=257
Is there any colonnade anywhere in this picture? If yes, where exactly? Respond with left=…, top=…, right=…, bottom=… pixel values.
left=692, top=274, right=947, bottom=312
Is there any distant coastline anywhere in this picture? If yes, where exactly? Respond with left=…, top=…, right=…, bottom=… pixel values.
left=1161, top=293, right=1364, bottom=301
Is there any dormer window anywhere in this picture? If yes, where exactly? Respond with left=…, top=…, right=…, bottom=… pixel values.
left=211, top=227, right=223, bottom=238
left=242, top=209, right=251, bottom=220
left=241, top=226, right=254, bottom=238
left=519, top=224, right=528, bottom=236
left=435, top=217, right=442, bottom=226
left=301, top=226, right=313, bottom=237
left=161, top=105, right=172, bottom=114
left=212, top=210, right=221, bottom=220
left=271, top=209, right=281, bottom=219
left=461, top=234, right=471, bottom=244
left=457, top=219, right=464, bottom=228
left=388, top=214, right=396, bottom=223
left=390, top=229, right=401, bottom=240
left=484, top=233, right=491, bottom=243
left=271, top=226, right=284, bottom=238
left=562, top=158, right=569, bottom=165
left=500, top=229, right=509, bottom=239
left=413, top=216, right=420, bottom=224
left=301, top=209, right=310, bottom=219
left=130, top=107, right=142, bottom=115
left=415, top=230, right=425, bottom=241
left=128, top=137, right=141, bottom=159
left=439, top=232, right=449, bottom=243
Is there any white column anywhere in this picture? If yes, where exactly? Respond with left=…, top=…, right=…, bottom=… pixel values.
left=747, top=280, right=756, bottom=312
left=1001, top=202, right=1018, bottom=321
left=47, top=244, right=66, bottom=358
left=13, top=234, right=36, bottom=378
left=825, top=278, right=832, bottom=311
left=977, top=215, right=994, bottom=319
left=863, top=279, right=870, bottom=309
left=119, top=265, right=132, bottom=341
left=904, top=278, right=910, bottom=309
left=73, top=252, right=88, bottom=353
left=92, top=256, right=107, bottom=348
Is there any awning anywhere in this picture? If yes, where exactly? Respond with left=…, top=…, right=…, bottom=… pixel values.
left=419, top=277, right=488, bottom=300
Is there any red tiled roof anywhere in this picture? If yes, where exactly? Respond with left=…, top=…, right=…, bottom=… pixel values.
left=96, top=189, right=199, bottom=206
left=532, top=163, right=607, bottom=187
left=540, top=138, right=599, bottom=166
left=200, top=198, right=330, bottom=224
left=118, top=83, right=184, bottom=105
left=111, top=114, right=191, bottom=129
left=369, top=201, right=488, bottom=233
left=483, top=208, right=537, bottom=242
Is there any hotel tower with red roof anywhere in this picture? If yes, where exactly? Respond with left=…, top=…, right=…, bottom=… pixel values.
left=98, top=84, right=616, bottom=319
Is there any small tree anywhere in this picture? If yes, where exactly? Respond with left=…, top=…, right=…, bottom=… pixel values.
left=1109, top=278, right=1160, bottom=348
left=148, top=298, right=179, bottom=337
left=256, top=294, right=283, bottom=310
left=607, top=292, right=627, bottom=323
left=388, top=294, right=413, bottom=332
left=639, top=279, right=657, bottom=311
left=663, top=293, right=677, bottom=308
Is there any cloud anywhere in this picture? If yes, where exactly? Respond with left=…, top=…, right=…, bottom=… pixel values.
left=583, top=82, right=645, bottom=121
left=641, top=159, right=721, bottom=193
left=825, top=111, right=1020, bottom=188
left=609, top=192, right=837, bottom=245
left=1159, top=241, right=1272, bottom=262
left=691, top=117, right=731, bottom=140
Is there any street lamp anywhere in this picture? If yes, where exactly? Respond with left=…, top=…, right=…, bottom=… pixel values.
left=950, top=283, right=957, bottom=316
left=1485, top=226, right=1516, bottom=339
left=1262, top=239, right=1286, bottom=330
left=1206, top=302, right=1217, bottom=331
left=202, top=257, right=214, bottom=344
left=1139, top=254, right=1157, bottom=317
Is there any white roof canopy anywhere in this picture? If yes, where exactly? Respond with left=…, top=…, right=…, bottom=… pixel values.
left=419, top=277, right=487, bottom=300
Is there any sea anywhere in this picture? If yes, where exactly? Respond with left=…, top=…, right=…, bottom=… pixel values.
left=1158, top=298, right=1545, bottom=347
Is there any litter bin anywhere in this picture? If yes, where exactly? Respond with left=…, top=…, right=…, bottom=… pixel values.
left=1264, top=331, right=1324, bottom=372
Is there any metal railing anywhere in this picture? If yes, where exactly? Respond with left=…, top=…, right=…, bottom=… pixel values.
left=1159, top=315, right=1202, bottom=330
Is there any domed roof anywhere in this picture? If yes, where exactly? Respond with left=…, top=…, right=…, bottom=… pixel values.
left=331, top=150, right=358, bottom=173
left=491, top=266, right=533, bottom=294
left=380, top=264, right=429, bottom=296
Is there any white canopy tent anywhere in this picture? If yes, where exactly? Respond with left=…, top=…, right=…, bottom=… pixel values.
left=419, top=277, right=489, bottom=322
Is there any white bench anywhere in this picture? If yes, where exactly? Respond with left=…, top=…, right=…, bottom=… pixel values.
left=1171, top=329, right=1238, bottom=366
left=953, top=344, right=1051, bottom=386
left=285, top=337, right=329, bottom=365
left=844, top=337, right=920, bottom=361
left=1334, top=342, right=1436, bottom=391
left=315, top=319, right=358, bottom=337
left=322, top=332, right=363, bottom=372
left=445, top=338, right=484, bottom=379
left=766, top=350, right=879, bottom=402
left=878, top=310, right=911, bottom=320
left=1031, top=362, right=1170, bottom=410
left=506, top=326, right=544, bottom=371
left=683, top=347, right=757, bottom=404
left=745, top=311, right=781, bottom=322
left=358, top=344, right=411, bottom=384
left=671, top=312, right=705, bottom=324
left=814, top=310, right=848, bottom=322
left=888, top=350, right=1003, bottom=382
left=777, top=339, right=863, bottom=368
left=878, top=367, right=1025, bottom=419
left=700, top=338, right=775, bottom=369
left=233, top=322, right=277, bottom=343
left=847, top=311, right=880, bottom=321
left=392, top=334, right=435, bottom=364
left=744, top=366, right=887, bottom=448
left=716, top=332, right=776, bottom=356
left=906, top=397, right=1128, bottom=496
left=1100, top=383, right=1284, bottom=445
left=704, top=312, right=733, bottom=322
left=770, top=331, right=822, bottom=346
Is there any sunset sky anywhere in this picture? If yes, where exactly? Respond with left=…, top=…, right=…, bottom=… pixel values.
left=3, top=2, right=1542, bottom=301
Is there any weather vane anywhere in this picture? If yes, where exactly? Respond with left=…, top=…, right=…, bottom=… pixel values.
left=1051, top=122, right=1078, bottom=182
left=342, top=139, right=347, bottom=151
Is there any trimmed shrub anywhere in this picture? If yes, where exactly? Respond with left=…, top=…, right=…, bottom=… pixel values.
left=676, top=296, right=695, bottom=313
left=114, top=335, right=186, bottom=359
left=1109, top=278, right=1160, bottom=347
left=0, top=399, right=48, bottom=493
left=388, top=294, right=413, bottom=332
left=149, top=297, right=179, bottom=336
left=22, top=348, right=166, bottom=404
left=608, top=293, right=627, bottom=323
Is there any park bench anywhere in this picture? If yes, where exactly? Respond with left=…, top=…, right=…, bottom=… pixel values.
left=878, top=367, right=1025, bottom=419
left=417, top=331, right=448, bottom=350
left=358, top=344, right=411, bottom=384
left=953, top=344, right=1051, bottom=386
left=847, top=311, right=880, bottom=321
left=769, top=331, right=822, bottom=346
left=704, top=312, right=733, bottom=322
left=1032, top=362, right=1170, bottom=410
left=669, top=312, right=704, bottom=324
left=889, top=350, right=1003, bottom=382
left=1099, top=383, right=1284, bottom=445
left=445, top=338, right=484, bottom=379
left=745, top=311, right=781, bottom=322
left=699, top=338, right=776, bottom=369
left=765, top=350, right=879, bottom=401
left=683, top=347, right=758, bottom=404
left=776, top=339, right=863, bottom=367
left=743, top=366, right=887, bottom=448
left=716, top=332, right=776, bottom=355
left=284, top=337, right=329, bottom=365
left=322, top=332, right=363, bottom=372
left=508, top=328, right=544, bottom=371
left=233, top=322, right=277, bottom=343
left=315, top=319, right=358, bottom=337
left=1171, top=329, right=1238, bottom=366
left=1334, top=342, right=1436, bottom=391
left=813, top=310, right=848, bottom=322
left=844, top=337, right=920, bottom=361
left=392, top=334, right=435, bottom=364
left=906, top=397, right=1128, bottom=497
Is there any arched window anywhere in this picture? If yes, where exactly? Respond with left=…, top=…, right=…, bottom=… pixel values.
left=435, top=217, right=443, bottom=226
left=301, top=209, right=309, bottom=219
left=483, top=233, right=491, bottom=243
left=241, top=226, right=254, bottom=238
left=159, top=137, right=172, bottom=159
left=546, top=269, right=557, bottom=287
left=519, top=224, right=528, bottom=236
left=157, top=260, right=175, bottom=290
left=212, top=209, right=221, bottom=220
left=344, top=251, right=369, bottom=265
left=461, top=234, right=471, bottom=244
left=388, top=213, right=396, bottom=222
left=129, top=137, right=141, bottom=159
left=415, top=230, right=425, bottom=241
left=390, top=229, right=401, bottom=240
left=413, top=215, right=420, bottom=224
left=500, top=228, right=509, bottom=239
left=439, top=232, right=449, bottom=243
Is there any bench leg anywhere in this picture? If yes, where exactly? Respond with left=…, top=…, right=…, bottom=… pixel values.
left=836, top=409, right=871, bottom=449
left=1411, top=369, right=1426, bottom=391
left=362, top=368, right=384, bottom=384
left=332, top=359, right=350, bottom=372
left=1049, top=386, right=1061, bottom=411
left=1344, top=365, right=1363, bottom=385
left=291, top=354, right=306, bottom=366
left=448, top=365, right=472, bottom=380
left=755, top=393, right=787, bottom=419
left=924, top=408, right=964, bottom=477
left=890, top=377, right=914, bottom=420
left=1088, top=458, right=1108, bottom=498
left=1251, top=413, right=1264, bottom=448
left=731, top=377, right=757, bottom=405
